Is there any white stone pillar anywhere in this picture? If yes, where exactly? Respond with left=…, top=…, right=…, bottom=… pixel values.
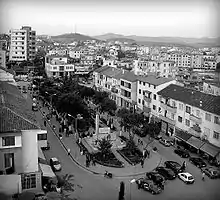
left=95, top=113, right=99, bottom=135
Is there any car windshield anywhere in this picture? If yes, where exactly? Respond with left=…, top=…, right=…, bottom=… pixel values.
left=53, top=161, right=60, bottom=165
left=171, top=162, right=180, bottom=167
left=188, top=176, right=193, bottom=180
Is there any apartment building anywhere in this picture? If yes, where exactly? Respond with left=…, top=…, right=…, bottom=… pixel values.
left=157, top=84, right=220, bottom=160
left=0, top=82, right=42, bottom=195
left=9, top=26, right=36, bottom=62
left=45, top=55, right=75, bottom=77
left=0, top=50, right=6, bottom=68
left=48, top=48, right=68, bottom=56
left=137, top=76, right=177, bottom=118
left=69, top=48, right=85, bottom=59
left=93, top=66, right=124, bottom=105
left=191, top=54, right=203, bottom=69
left=168, top=52, right=191, bottom=68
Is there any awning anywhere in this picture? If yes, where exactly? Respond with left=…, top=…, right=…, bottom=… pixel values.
left=175, top=130, right=192, bottom=142
left=39, top=163, right=56, bottom=178
left=200, top=143, right=220, bottom=158
left=186, top=136, right=205, bottom=149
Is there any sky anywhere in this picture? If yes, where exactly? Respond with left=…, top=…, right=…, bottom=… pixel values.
left=0, top=0, right=220, bottom=38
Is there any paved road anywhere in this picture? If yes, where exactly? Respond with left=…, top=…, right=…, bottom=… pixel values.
left=17, top=80, right=220, bottom=200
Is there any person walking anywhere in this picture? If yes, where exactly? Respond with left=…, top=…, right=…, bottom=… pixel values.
left=67, top=148, right=71, bottom=156
left=140, top=158, right=144, bottom=168
left=202, top=172, right=205, bottom=181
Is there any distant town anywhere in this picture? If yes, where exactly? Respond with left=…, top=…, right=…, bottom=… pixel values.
left=0, top=26, right=220, bottom=200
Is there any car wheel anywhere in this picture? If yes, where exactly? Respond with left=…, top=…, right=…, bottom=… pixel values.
left=151, top=190, right=155, bottom=195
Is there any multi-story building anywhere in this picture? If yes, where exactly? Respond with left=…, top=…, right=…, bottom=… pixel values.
left=168, top=52, right=191, bottom=68
left=45, top=55, right=75, bottom=77
left=157, top=84, right=220, bottom=161
left=0, top=50, right=6, bottom=68
left=0, top=82, right=45, bottom=195
left=93, top=66, right=124, bottom=105
left=48, top=48, right=68, bottom=56
left=9, top=26, right=36, bottom=62
left=136, top=76, right=177, bottom=118
left=191, top=54, right=203, bottom=69
left=69, top=48, right=85, bottom=59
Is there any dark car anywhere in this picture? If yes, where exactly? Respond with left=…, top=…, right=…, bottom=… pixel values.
left=202, top=167, right=220, bottom=179
left=155, top=167, right=176, bottom=180
left=146, top=172, right=165, bottom=185
left=189, top=157, right=207, bottom=168
left=135, top=178, right=162, bottom=195
left=164, top=161, right=183, bottom=174
left=174, top=148, right=190, bottom=158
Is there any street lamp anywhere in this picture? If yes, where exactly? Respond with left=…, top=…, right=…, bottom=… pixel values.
left=130, top=179, right=136, bottom=200
left=68, top=113, right=83, bottom=139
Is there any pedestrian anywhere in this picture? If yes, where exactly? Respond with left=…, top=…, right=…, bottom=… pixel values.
left=52, top=125, right=56, bottom=130
left=59, top=134, right=63, bottom=140
left=202, top=172, right=205, bottom=181
left=141, top=158, right=144, bottom=168
left=67, top=148, right=71, bottom=156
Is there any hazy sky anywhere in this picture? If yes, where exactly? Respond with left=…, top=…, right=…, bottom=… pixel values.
left=0, top=0, right=219, bottom=38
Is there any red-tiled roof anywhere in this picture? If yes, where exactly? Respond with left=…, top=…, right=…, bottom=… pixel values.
left=0, top=82, right=40, bottom=133
left=157, top=84, right=220, bottom=116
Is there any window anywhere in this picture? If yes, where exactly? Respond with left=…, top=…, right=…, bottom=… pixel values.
left=37, top=133, right=47, bottom=140
left=4, top=153, right=14, bottom=168
left=185, top=119, right=190, bottom=127
left=154, top=85, right=156, bottom=89
left=21, top=174, right=37, bottom=189
left=143, top=82, right=145, bottom=86
left=205, top=113, right=211, bottom=122
left=142, top=100, right=144, bottom=105
left=153, top=94, right=156, bottom=100
left=186, top=106, right=191, bottom=114
left=214, top=116, right=220, bottom=125
left=153, top=105, right=156, bottom=110
left=171, top=113, right=175, bottom=120
left=149, top=83, right=151, bottom=87
left=139, top=89, right=141, bottom=94
left=213, top=131, right=220, bottom=140
left=139, top=81, right=141, bottom=84
left=178, top=116, right=182, bottom=123
left=2, top=136, right=15, bottom=146
left=196, top=110, right=200, bottom=117
left=128, top=83, right=131, bottom=89
left=121, top=81, right=124, bottom=86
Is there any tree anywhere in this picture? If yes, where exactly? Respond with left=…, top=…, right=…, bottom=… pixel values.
left=97, top=138, right=112, bottom=158
left=56, top=174, right=82, bottom=200
left=216, top=62, right=220, bottom=84
left=100, top=97, right=117, bottom=115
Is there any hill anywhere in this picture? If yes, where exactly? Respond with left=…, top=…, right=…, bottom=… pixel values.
left=93, top=33, right=220, bottom=47
left=51, top=33, right=98, bottom=43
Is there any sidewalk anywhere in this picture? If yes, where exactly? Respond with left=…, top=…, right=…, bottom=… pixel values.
left=38, top=102, right=162, bottom=178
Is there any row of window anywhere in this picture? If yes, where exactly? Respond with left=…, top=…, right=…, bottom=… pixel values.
left=11, top=56, right=25, bottom=59
left=121, top=81, right=131, bottom=89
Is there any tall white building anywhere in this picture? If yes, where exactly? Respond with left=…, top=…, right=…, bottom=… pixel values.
left=9, top=26, right=36, bottom=62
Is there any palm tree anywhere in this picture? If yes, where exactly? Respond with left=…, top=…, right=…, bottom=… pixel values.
left=51, top=174, right=82, bottom=200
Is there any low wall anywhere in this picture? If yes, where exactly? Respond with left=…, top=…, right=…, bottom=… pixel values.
left=0, top=175, right=21, bottom=195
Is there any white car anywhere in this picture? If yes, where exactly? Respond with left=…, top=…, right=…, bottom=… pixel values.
left=50, top=157, right=62, bottom=171
left=178, top=172, right=194, bottom=184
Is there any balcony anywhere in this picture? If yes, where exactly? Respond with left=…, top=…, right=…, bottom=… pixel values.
left=160, top=102, right=177, bottom=113
left=159, top=114, right=176, bottom=125
left=144, top=96, right=152, bottom=103
left=188, top=124, right=202, bottom=138
left=189, top=114, right=202, bottom=124
left=143, top=106, right=151, bottom=113
left=111, top=87, right=118, bottom=93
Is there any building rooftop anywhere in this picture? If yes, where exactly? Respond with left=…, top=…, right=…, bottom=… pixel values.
left=157, top=84, right=220, bottom=116
left=93, top=65, right=110, bottom=73
left=120, top=71, right=138, bottom=82
left=100, top=67, right=124, bottom=79
left=0, top=82, right=40, bottom=133
left=138, top=75, right=174, bottom=86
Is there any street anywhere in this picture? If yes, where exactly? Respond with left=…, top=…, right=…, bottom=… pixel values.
left=19, top=81, right=220, bottom=200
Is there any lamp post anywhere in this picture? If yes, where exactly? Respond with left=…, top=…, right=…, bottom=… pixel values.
left=130, top=179, right=136, bottom=200
left=68, top=113, right=83, bottom=139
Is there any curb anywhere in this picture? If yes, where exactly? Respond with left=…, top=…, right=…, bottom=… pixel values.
left=39, top=106, right=163, bottom=179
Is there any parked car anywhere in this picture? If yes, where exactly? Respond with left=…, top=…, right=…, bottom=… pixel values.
left=159, top=138, right=171, bottom=147
left=189, top=157, right=207, bottom=168
left=135, top=178, right=162, bottom=195
left=174, top=148, right=190, bottom=158
left=202, top=167, right=220, bottom=179
left=178, top=172, right=195, bottom=184
left=155, top=167, right=176, bottom=180
left=23, top=88, right=27, bottom=93
left=164, top=161, right=183, bottom=174
left=145, top=172, right=165, bottom=185
left=50, top=157, right=62, bottom=171
left=17, top=85, right=21, bottom=90
left=154, top=135, right=162, bottom=140
left=41, top=142, right=50, bottom=151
